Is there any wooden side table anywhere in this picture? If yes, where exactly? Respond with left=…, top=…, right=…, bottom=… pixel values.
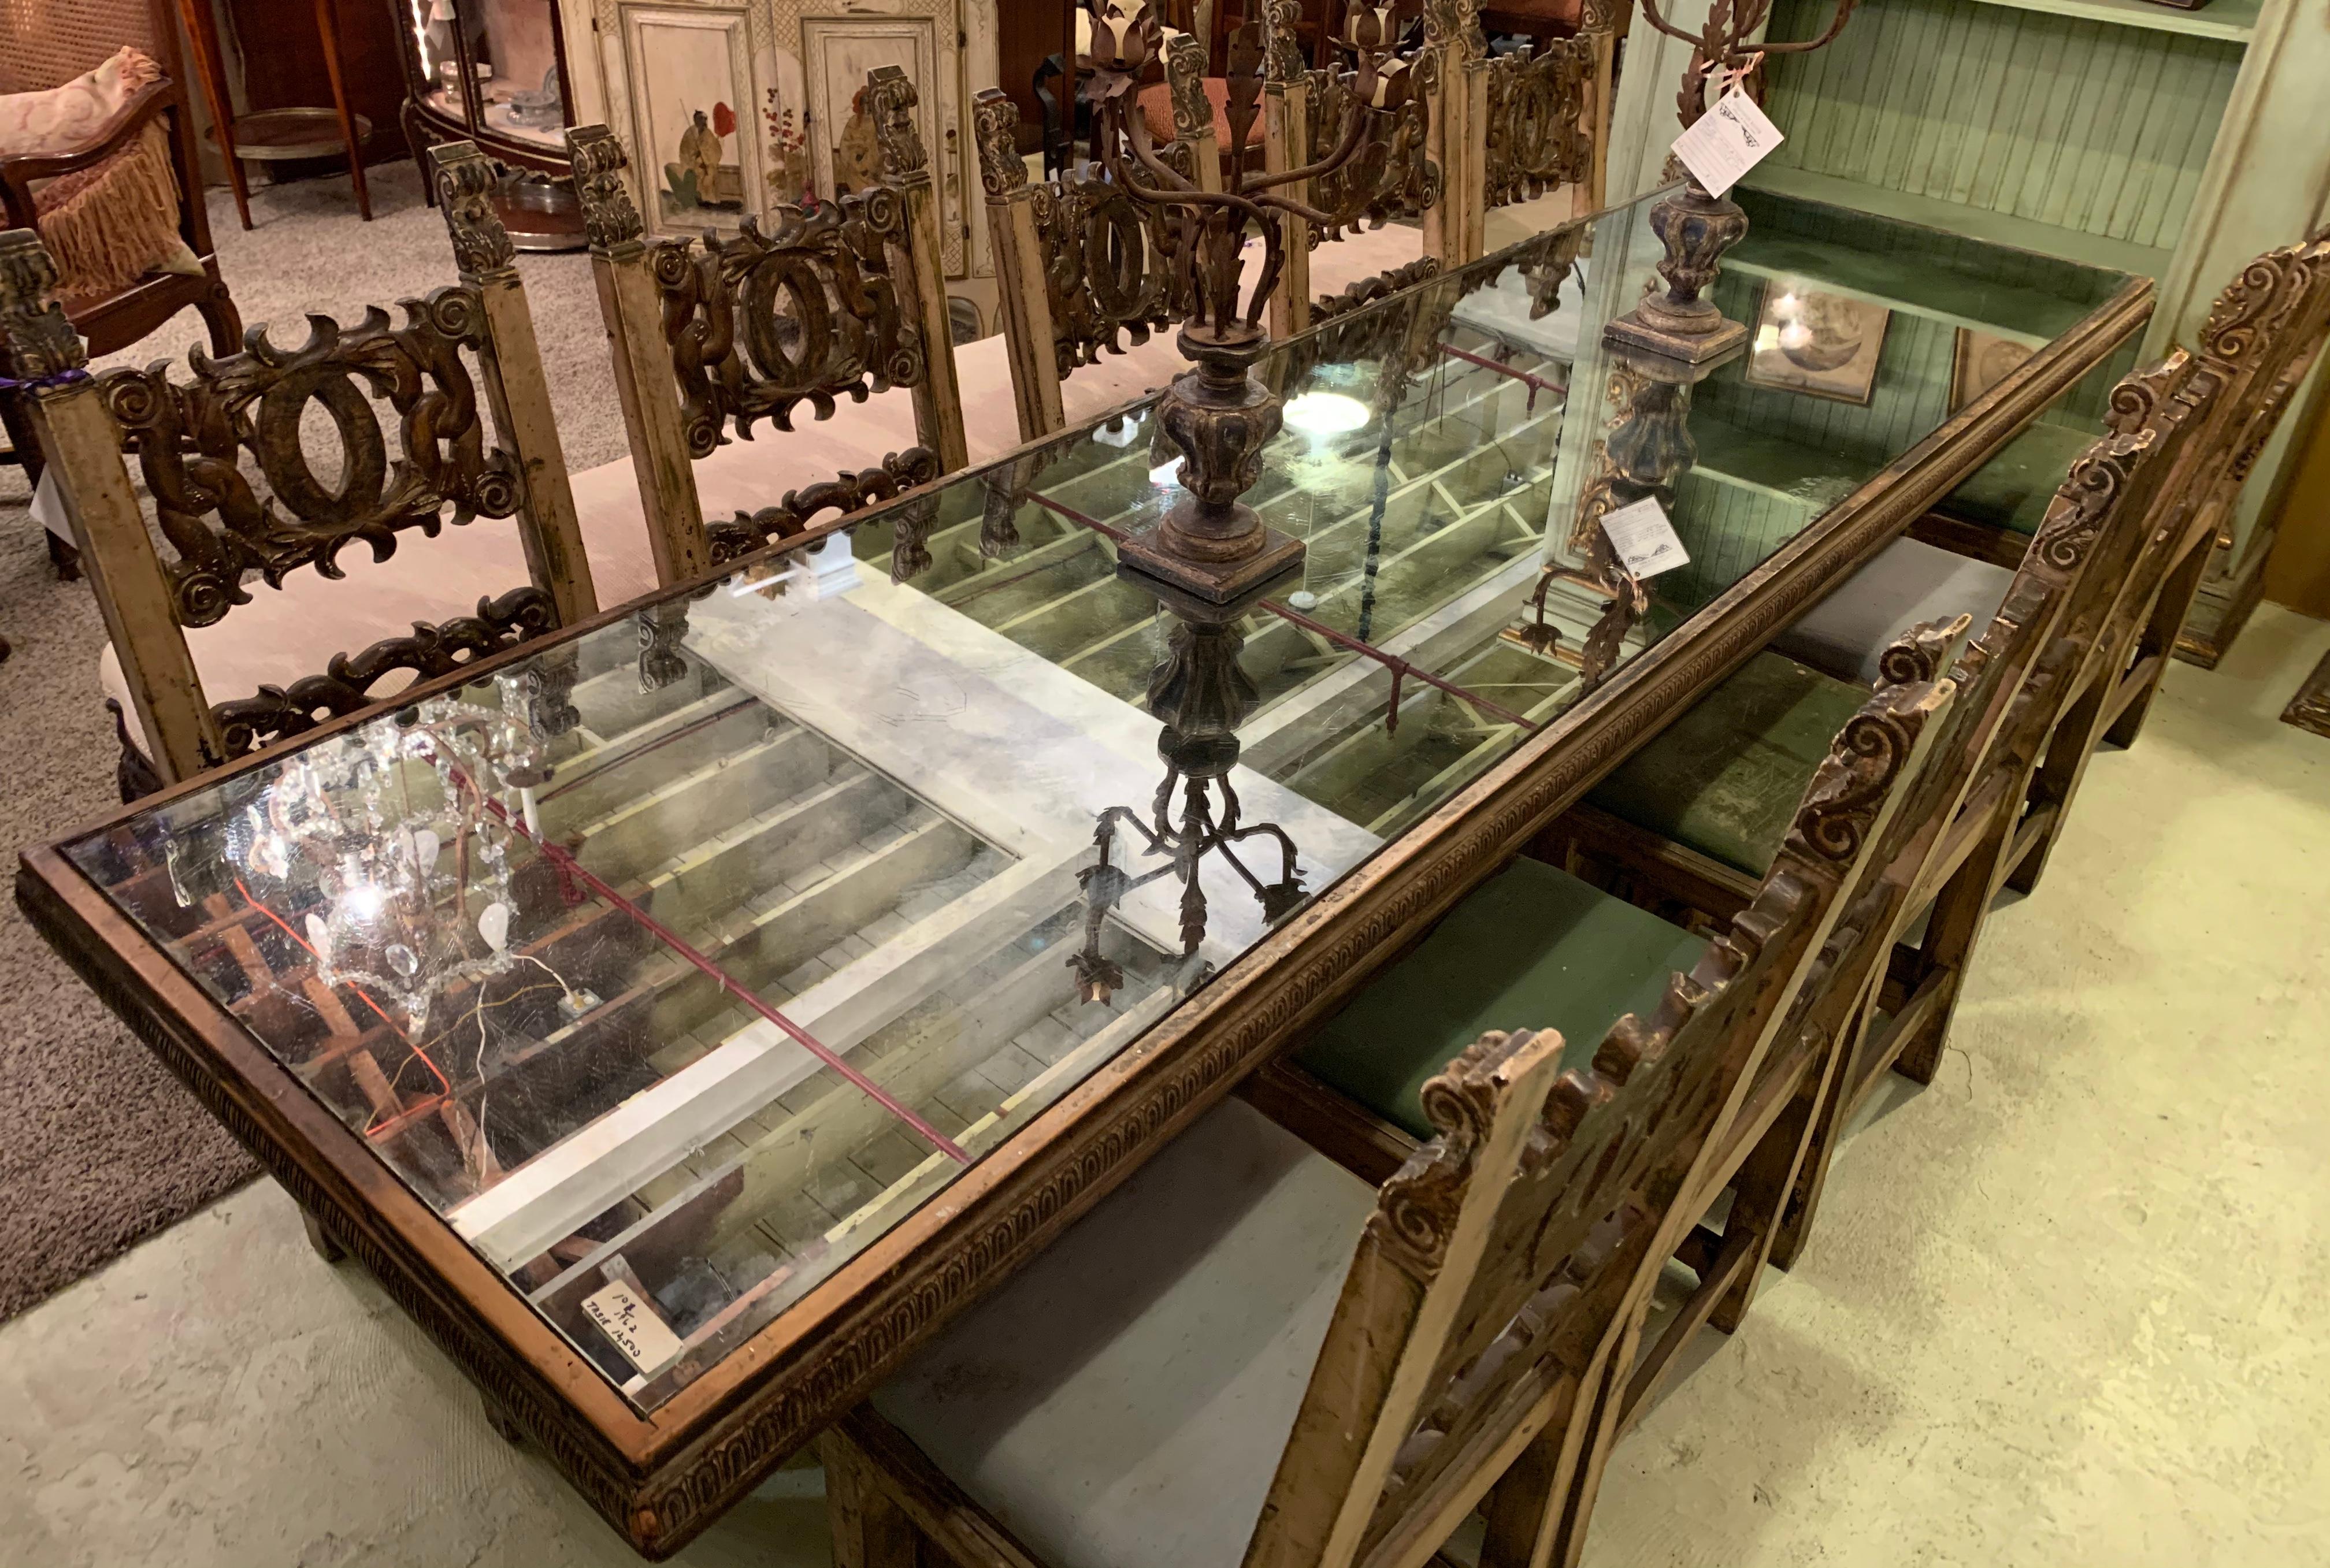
left=176, top=0, right=373, bottom=228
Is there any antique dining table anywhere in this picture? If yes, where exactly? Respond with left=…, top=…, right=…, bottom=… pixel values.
left=16, top=185, right=2150, bottom=1558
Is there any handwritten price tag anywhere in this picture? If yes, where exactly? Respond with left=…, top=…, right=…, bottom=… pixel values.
left=582, top=1280, right=685, bottom=1373
left=1601, top=497, right=1691, bottom=580
left=1671, top=88, right=1784, bottom=199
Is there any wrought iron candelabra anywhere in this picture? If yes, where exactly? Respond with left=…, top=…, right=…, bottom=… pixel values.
left=1081, top=0, right=1405, bottom=603
left=1606, top=0, right=1857, bottom=361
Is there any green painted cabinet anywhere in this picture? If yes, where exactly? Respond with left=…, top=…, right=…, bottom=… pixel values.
left=1602, top=0, right=2330, bottom=662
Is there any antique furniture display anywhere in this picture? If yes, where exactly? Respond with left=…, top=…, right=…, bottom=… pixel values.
left=392, top=0, right=587, bottom=250
left=0, top=143, right=592, bottom=796
left=17, top=184, right=2148, bottom=1559
left=567, top=69, right=968, bottom=596
left=176, top=0, right=374, bottom=228
left=830, top=642, right=1960, bottom=1568
left=551, top=0, right=1001, bottom=329
left=1720, top=0, right=2330, bottom=667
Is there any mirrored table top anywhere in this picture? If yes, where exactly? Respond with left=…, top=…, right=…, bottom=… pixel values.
left=53, top=184, right=2139, bottom=1412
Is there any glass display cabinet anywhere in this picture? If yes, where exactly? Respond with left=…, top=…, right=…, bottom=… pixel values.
left=388, top=0, right=585, bottom=250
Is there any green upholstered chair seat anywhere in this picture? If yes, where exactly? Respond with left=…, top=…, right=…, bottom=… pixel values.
left=1942, top=421, right=2095, bottom=536
left=1584, top=651, right=1866, bottom=879
left=1297, top=858, right=1706, bottom=1139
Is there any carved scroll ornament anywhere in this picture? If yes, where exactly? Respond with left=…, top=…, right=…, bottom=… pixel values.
left=1030, top=164, right=1179, bottom=373
left=210, top=586, right=556, bottom=757
left=650, top=191, right=924, bottom=458
left=1482, top=42, right=1596, bottom=211
left=100, top=289, right=523, bottom=629
left=1309, top=56, right=1443, bottom=236
left=706, top=447, right=942, bottom=568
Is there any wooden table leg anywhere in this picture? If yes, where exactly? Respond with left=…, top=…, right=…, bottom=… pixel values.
left=311, top=0, right=373, bottom=221
left=175, top=0, right=253, bottom=231
left=299, top=1204, right=347, bottom=1264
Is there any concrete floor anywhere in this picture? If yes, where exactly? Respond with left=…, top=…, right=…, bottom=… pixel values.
left=3, top=607, right=2326, bottom=1567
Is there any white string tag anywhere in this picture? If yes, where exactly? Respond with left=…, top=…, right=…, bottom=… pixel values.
left=1601, top=496, right=1691, bottom=579
left=1670, top=87, right=1784, bottom=199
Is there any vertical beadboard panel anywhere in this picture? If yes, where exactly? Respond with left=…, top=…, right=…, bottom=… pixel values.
left=1763, top=0, right=2243, bottom=252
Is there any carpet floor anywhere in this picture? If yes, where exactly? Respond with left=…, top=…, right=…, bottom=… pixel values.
left=0, top=163, right=628, bottom=1322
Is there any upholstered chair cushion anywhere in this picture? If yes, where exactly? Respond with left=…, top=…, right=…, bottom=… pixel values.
left=1299, top=857, right=1705, bottom=1138
left=872, top=1098, right=1374, bottom=1568
left=1136, top=78, right=1268, bottom=149
left=1584, top=652, right=1867, bottom=878
left=1772, top=536, right=2012, bottom=686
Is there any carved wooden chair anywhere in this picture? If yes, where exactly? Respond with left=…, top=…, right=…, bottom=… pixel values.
left=817, top=659, right=1953, bottom=1568
left=977, top=86, right=1189, bottom=444
left=1997, top=221, right=2330, bottom=894
left=1257, top=2, right=1448, bottom=339
left=568, top=66, right=968, bottom=585
left=1237, top=630, right=1958, bottom=1563
left=0, top=144, right=589, bottom=796
left=1528, top=344, right=2225, bottom=1288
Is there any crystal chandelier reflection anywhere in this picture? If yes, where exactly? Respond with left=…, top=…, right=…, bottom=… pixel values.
left=227, top=675, right=554, bottom=1031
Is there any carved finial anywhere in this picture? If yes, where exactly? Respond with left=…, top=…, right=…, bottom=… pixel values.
left=1372, top=1029, right=1531, bottom=1275
left=2031, top=428, right=2150, bottom=572
left=865, top=66, right=929, bottom=183
left=973, top=88, right=1026, bottom=197
left=1262, top=0, right=1307, bottom=84
left=1164, top=32, right=1210, bottom=136
left=1875, top=614, right=1971, bottom=689
left=566, top=124, right=644, bottom=254
left=428, top=142, right=517, bottom=280
left=0, top=231, right=88, bottom=380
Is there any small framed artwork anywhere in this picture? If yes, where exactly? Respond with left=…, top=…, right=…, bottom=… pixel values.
left=1743, top=282, right=1891, bottom=405
left=1951, top=328, right=2036, bottom=413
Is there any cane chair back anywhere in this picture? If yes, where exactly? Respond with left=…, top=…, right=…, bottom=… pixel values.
left=0, top=147, right=588, bottom=789
left=570, top=67, right=967, bottom=583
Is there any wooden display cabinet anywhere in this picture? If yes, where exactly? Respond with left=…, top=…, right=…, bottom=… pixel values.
left=391, top=0, right=588, bottom=250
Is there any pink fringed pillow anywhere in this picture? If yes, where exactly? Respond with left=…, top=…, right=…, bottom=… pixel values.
left=0, top=47, right=201, bottom=300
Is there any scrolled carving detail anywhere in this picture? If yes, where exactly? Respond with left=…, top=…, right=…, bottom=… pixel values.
left=973, top=88, right=1026, bottom=197
left=865, top=66, right=928, bottom=182
left=2031, top=429, right=2150, bottom=573
left=566, top=124, right=645, bottom=252
left=429, top=143, right=517, bottom=278
left=100, top=289, right=522, bottom=628
left=1032, top=165, right=1175, bottom=373
left=1482, top=42, right=1596, bottom=212
left=1314, top=257, right=1442, bottom=322
left=0, top=230, right=89, bottom=379
left=209, top=586, right=556, bottom=756
left=1874, top=613, right=1971, bottom=689
left=706, top=447, right=941, bottom=566
left=651, top=194, right=923, bottom=456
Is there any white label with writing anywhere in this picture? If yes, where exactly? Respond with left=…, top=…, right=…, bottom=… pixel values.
left=582, top=1280, right=685, bottom=1373
left=1601, top=496, right=1691, bottom=580
left=1670, top=88, right=1783, bottom=199
left=30, top=469, right=71, bottom=545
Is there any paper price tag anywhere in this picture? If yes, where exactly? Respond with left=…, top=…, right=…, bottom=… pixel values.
left=1670, top=88, right=1784, bottom=199
left=29, top=469, right=71, bottom=545
left=582, top=1280, right=685, bottom=1373
left=1601, top=496, right=1690, bottom=580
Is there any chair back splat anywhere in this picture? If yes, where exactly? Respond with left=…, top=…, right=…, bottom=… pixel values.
left=0, top=148, right=586, bottom=787
left=1253, top=667, right=1960, bottom=1568
left=570, top=65, right=966, bottom=579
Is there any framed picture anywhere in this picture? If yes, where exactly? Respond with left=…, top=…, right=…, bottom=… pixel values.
left=1951, top=328, right=2037, bottom=413
left=1743, top=282, right=1891, bottom=405
left=619, top=6, right=766, bottom=239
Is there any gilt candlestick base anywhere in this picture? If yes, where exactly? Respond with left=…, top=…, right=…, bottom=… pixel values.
left=1604, top=177, right=1752, bottom=363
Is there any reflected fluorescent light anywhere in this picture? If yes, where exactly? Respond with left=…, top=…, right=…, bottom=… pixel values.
left=1283, top=391, right=1371, bottom=436
left=1150, top=460, right=1182, bottom=486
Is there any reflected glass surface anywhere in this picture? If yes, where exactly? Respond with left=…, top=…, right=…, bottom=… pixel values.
left=62, top=185, right=2134, bottom=1410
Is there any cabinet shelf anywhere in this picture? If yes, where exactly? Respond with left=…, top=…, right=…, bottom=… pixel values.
left=1945, top=0, right=2260, bottom=44
left=1741, top=166, right=2179, bottom=283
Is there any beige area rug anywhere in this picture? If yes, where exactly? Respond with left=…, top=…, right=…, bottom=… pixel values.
left=0, top=162, right=626, bottom=1322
